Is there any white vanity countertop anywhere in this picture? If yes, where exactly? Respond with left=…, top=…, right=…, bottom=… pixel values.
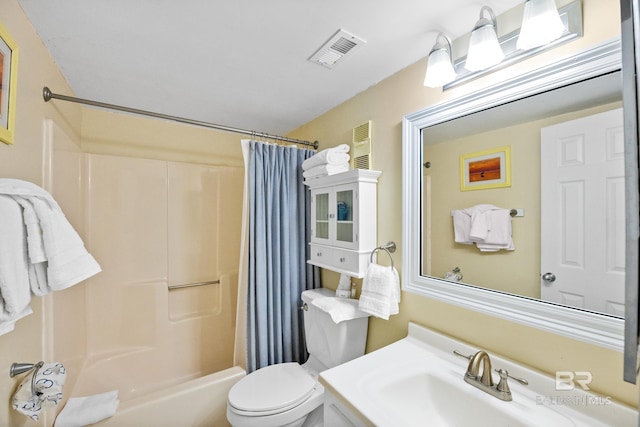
left=319, top=322, right=638, bottom=427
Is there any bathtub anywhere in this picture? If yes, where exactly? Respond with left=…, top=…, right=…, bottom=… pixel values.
left=48, top=273, right=244, bottom=426
left=94, top=366, right=245, bottom=426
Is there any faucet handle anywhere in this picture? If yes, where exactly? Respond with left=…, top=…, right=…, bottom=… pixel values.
left=453, top=350, right=473, bottom=360
left=495, top=368, right=529, bottom=393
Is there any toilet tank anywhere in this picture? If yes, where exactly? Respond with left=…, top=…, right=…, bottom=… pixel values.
left=301, top=288, right=369, bottom=369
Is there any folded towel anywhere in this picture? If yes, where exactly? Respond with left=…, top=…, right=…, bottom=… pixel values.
left=12, top=363, right=66, bottom=421
left=54, top=390, right=119, bottom=427
left=311, top=297, right=370, bottom=323
left=358, top=263, right=401, bottom=320
left=0, top=179, right=101, bottom=293
left=453, top=204, right=515, bottom=252
left=301, top=144, right=350, bottom=170
left=476, top=209, right=515, bottom=252
left=0, top=195, right=34, bottom=335
left=302, top=163, right=350, bottom=179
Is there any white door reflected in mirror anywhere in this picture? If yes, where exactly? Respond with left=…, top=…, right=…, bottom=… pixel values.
left=540, top=108, right=625, bottom=316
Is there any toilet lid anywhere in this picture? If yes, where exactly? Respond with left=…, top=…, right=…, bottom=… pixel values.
left=228, top=363, right=317, bottom=415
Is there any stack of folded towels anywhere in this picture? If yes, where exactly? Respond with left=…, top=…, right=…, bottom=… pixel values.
left=302, top=144, right=351, bottom=179
left=451, top=204, right=515, bottom=252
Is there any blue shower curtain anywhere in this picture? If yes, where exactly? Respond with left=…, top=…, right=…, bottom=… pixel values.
left=244, top=140, right=321, bottom=373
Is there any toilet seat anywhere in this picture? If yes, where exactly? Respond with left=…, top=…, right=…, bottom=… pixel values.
left=228, top=363, right=318, bottom=416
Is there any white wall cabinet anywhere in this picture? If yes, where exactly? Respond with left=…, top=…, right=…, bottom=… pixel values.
left=305, top=170, right=381, bottom=278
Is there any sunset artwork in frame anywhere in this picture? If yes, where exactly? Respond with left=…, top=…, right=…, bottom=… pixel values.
left=0, top=21, right=18, bottom=145
left=460, top=146, right=511, bottom=191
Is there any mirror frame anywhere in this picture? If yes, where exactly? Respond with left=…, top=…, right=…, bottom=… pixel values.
left=402, top=38, right=624, bottom=351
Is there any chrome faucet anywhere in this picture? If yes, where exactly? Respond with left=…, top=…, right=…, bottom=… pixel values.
left=466, top=350, right=493, bottom=387
left=454, top=350, right=528, bottom=401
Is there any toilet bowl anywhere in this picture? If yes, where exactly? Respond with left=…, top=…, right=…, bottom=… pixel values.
left=226, top=362, right=324, bottom=427
left=226, top=288, right=369, bottom=427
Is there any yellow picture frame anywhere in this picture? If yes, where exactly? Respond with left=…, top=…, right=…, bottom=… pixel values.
left=0, top=21, right=18, bottom=145
left=460, top=146, right=511, bottom=191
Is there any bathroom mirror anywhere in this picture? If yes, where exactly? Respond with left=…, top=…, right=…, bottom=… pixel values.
left=422, top=67, right=623, bottom=315
left=402, top=39, right=628, bottom=351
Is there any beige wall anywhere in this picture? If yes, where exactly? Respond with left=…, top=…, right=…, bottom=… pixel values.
left=0, top=1, right=82, bottom=425
left=288, top=0, right=638, bottom=408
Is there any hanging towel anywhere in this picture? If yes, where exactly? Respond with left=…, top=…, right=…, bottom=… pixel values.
left=453, top=204, right=515, bottom=252
left=301, top=144, right=350, bottom=171
left=302, top=163, right=350, bottom=179
left=54, top=390, right=119, bottom=427
left=358, top=263, right=401, bottom=320
left=0, top=179, right=101, bottom=293
left=311, top=297, right=370, bottom=324
left=12, top=363, right=66, bottom=421
left=451, top=209, right=473, bottom=245
left=0, top=195, right=34, bottom=335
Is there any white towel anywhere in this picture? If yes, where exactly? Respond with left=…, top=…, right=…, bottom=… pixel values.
left=311, top=297, right=370, bottom=323
left=475, top=209, right=515, bottom=252
left=302, top=144, right=350, bottom=170
left=302, top=163, right=350, bottom=179
left=54, top=390, right=119, bottom=427
left=453, top=204, right=515, bottom=252
left=12, top=363, right=66, bottom=421
left=0, top=195, right=34, bottom=335
left=451, top=210, right=473, bottom=245
left=0, top=179, right=101, bottom=293
left=358, top=263, right=401, bottom=320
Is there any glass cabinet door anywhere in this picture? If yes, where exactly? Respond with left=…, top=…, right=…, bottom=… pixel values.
left=315, top=192, right=329, bottom=239
left=336, top=189, right=354, bottom=243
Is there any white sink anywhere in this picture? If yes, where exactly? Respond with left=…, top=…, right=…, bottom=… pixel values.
left=319, top=323, right=637, bottom=427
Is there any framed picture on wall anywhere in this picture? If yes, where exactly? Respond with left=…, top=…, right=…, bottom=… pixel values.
left=460, top=146, right=511, bottom=191
left=0, top=22, right=18, bottom=145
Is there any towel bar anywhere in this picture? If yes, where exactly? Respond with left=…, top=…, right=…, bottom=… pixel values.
left=10, top=361, right=44, bottom=396
left=370, top=241, right=396, bottom=269
left=450, top=208, right=524, bottom=217
left=168, top=279, right=220, bottom=290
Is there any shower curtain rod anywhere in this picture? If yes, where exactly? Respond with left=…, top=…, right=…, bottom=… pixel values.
left=42, top=87, right=319, bottom=149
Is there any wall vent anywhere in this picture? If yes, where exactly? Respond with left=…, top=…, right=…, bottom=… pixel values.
left=352, top=121, right=372, bottom=170
left=308, top=29, right=366, bottom=69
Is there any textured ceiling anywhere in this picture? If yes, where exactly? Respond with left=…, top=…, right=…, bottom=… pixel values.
left=18, top=0, right=521, bottom=136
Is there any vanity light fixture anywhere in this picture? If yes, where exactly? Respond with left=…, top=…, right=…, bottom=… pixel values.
left=516, top=0, right=565, bottom=50
left=465, top=6, right=504, bottom=72
left=423, top=0, right=582, bottom=90
left=423, top=33, right=456, bottom=88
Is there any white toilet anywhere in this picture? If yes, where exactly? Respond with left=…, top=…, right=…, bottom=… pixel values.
left=226, top=287, right=369, bottom=427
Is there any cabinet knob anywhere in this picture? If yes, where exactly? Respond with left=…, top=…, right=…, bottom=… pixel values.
left=339, top=257, right=346, bottom=263
left=317, top=252, right=322, bottom=257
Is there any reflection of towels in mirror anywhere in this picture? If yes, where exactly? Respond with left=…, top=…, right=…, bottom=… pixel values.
left=452, top=204, right=515, bottom=252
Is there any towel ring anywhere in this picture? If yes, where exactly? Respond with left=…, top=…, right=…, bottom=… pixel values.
left=370, top=241, right=396, bottom=269
left=10, top=361, right=44, bottom=396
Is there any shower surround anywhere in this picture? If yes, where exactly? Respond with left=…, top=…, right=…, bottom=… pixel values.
left=43, top=123, right=244, bottom=425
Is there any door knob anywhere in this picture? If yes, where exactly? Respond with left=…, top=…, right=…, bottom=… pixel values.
left=541, top=272, right=556, bottom=283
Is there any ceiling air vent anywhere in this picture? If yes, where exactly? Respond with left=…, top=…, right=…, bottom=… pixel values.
left=308, top=29, right=366, bottom=69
